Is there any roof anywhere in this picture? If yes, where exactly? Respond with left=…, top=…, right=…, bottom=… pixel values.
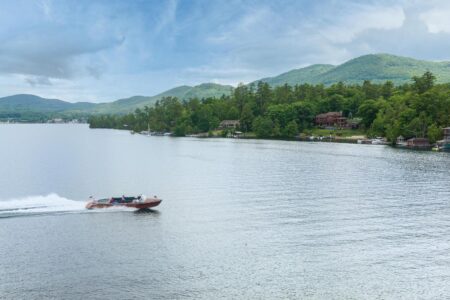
left=220, top=120, right=240, bottom=125
left=316, top=112, right=342, bottom=118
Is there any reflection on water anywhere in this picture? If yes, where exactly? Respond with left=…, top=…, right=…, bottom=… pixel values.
left=0, top=124, right=450, bottom=299
left=134, top=208, right=161, bottom=215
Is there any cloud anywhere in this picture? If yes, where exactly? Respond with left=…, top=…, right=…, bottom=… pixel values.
left=345, top=10, right=450, bottom=61
left=318, top=4, right=405, bottom=43
left=419, top=5, right=450, bottom=33
left=197, top=1, right=450, bottom=82
left=38, top=0, right=52, bottom=19
left=25, top=76, right=52, bottom=86
left=1, top=0, right=450, bottom=102
left=154, top=0, right=178, bottom=34
left=0, top=25, right=123, bottom=79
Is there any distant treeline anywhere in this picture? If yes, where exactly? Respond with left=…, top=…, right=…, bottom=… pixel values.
left=88, top=72, right=450, bottom=142
left=0, top=111, right=89, bottom=123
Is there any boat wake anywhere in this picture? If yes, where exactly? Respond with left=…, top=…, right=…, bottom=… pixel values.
left=0, top=194, right=86, bottom=219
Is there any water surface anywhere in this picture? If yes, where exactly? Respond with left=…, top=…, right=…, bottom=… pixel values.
left=1, top=124, right=450, bottom=299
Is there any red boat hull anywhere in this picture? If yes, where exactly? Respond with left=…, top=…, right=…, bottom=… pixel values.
left=86, top=198, right=162, bottom=210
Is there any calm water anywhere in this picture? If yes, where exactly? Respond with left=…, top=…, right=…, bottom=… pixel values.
left=1, top=124, right=450, bottom=299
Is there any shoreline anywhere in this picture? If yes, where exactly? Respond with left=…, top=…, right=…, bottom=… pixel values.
left=134, top=130, right=449, bottom=152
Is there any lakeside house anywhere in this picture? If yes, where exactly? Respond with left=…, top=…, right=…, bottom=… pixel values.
left=437, top=127, right=450, bottom=152
left=444, top=127, right=450, bottom=140
left=219, top=120, right=240, bottom=130
left=315, top=112, right=345, bottom=128
left=406, top=137, right=431, bottom=149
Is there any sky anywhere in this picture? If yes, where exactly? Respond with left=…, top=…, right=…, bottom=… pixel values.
left=1, top=0, right=450, bottom=102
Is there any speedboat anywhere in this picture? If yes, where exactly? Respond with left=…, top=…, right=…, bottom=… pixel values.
left=86, top=195, right=162, bottom=210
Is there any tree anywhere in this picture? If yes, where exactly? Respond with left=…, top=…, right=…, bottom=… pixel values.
left=412, top=71, right=436, bottom=94
left=427, top=123, right=441, bottom=143
left=274, top=84, right=294, bottom=104
left=357, top=100, right=379, bottom=128
left=252, top=116, right=273, bottom=138
left=87, top=71, right=450, bottom=144
left=385, top=120, right=401, bottom=144
left=272, top=121, right=281, bottom=137
left=283, top=120, right=299, bottom=138
left=240, top=103, right=254, bottom=132
left=407, top=112, right=429, bottom=138
left=227, top=107, right=239, bottom=120
left=234, top=83, right=250, bottom=115
left=174, top=124, right=186, bottom=136
left=370, top=112, right=386, bottom=137
left=362, top=80, right=379, bottom=99
left=292, top=101, right=314, bottom=131
left=381, top=81, right=394, bottom=99
left=255, top=81, right=272, bottom=115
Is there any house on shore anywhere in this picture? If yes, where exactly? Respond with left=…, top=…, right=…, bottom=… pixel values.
left=444, top=127, right=450, bottom=140
left=219, top=120, right=240, bottom=130
left=406, top=137, right=431, bottom=149
left=315, top=111, right=351, bottom=128
left=440, top=127, right=450, bottom=152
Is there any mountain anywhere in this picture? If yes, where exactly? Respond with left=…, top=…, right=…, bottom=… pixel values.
left=0, top=94, right=96, bottom=114
left=0, top=94, right=71, bottom=112
left=91, top=83, right=233, bottom=114
left=2, top=54, right=450, bottom=117
left=114, top=54, right=449, bottom=112
left=256, top=64, right=335, bottom=86
left=317, top=54, right=450, bottom=85
left=183, top=83, right=234, bottom=99
left=0, top=83, right=233, bottom=116
left=257, top=54, right=450, bottom=86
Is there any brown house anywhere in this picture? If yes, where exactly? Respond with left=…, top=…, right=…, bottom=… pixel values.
left=444, top=127, right=450, bottom=140
left=406, top=138, right=431, bottom=149
left=219, top=120, right=240, bottom=129
left=315, top=112, right=348, bottom=128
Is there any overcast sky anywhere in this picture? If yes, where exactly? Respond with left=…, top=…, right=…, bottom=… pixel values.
left=1, top=0, right=450, bottom=102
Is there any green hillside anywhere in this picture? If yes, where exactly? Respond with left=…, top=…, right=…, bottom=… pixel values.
left=258, top=54, right=450, bottom=86
left=0, top=94, right=97, bottom=113
left=256, top=64, right=334, bottom=86
left=317, top=54, right=450, bottom=85
left=91, top=83, right=233, bottom=114
left=3, top=54, right=450, bottom=117
left=183, top=83, right=234, bottom=99
left=0, top=94, right=72, bottom=112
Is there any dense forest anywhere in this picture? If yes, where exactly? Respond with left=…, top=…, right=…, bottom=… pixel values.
left=88, top=72, right=450, bottom=143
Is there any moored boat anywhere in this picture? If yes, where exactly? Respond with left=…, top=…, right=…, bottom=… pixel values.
left=86, top=195, right=162, bottom=210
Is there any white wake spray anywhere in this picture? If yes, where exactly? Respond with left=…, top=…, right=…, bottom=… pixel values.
left=0, top=193, right=85, bottom=217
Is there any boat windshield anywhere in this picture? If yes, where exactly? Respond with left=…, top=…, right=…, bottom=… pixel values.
left=96, top=198, right=110, bottom=203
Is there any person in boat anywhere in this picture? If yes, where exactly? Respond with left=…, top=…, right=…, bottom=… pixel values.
left=89, top=196, right=96, bottom=203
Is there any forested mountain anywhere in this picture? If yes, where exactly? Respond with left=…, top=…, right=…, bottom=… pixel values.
left=91, top=83, right=233, bottom=114
left=0, top=94, right=97, bottom=113
left=255, top=64, right=335, bottom=86
left=2, top=54, right=450, bottom=117
left=258, top=54, right=450, bottom=86
left=0, top=94, right=72, bottom=112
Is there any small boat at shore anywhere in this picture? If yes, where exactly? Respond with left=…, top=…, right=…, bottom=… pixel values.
left=86, top=195, right=162, bottom=210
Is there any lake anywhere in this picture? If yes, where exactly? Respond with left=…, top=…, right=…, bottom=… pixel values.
left=1, top=124, right=450, bottom=299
